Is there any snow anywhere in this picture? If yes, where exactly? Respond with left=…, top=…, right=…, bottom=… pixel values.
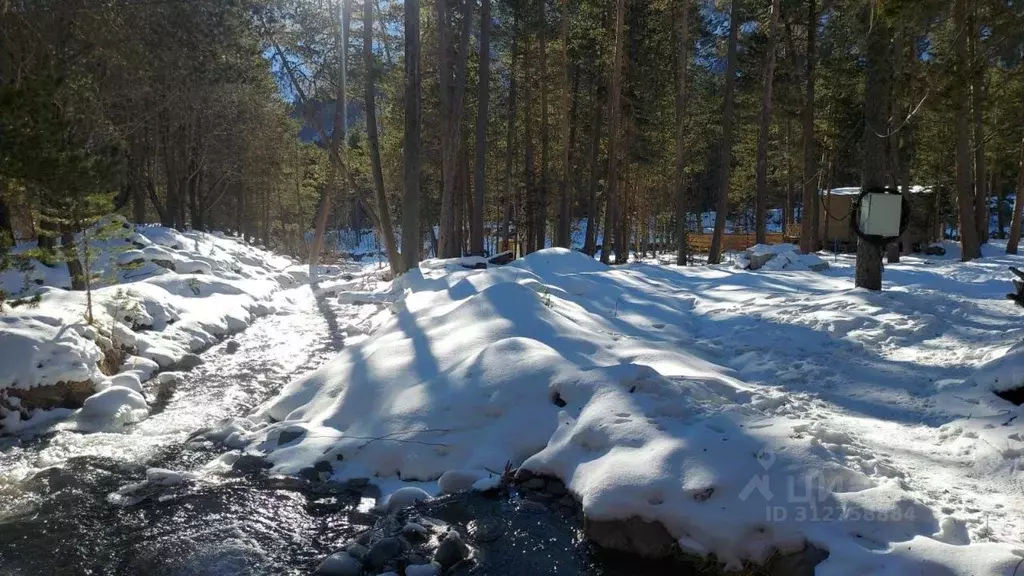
left=250, top=242, right=1024, bottom=574
left=0, top=219, right=310, bottom=433
left=820, top=185, right=931, bottom=196
left=76, top=386, right=149, bottom=428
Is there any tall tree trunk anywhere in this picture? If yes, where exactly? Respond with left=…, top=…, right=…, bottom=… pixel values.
left=536, top=0, right=549, bottom=252
left=954, top=0, right=981, bottom=261
left=523, top=36, right=537, bottom=253
left=365, top=0, right=403, bottom=274
left=785, top=117, right=794, bottom=233
left=309, top=0, right=350, bottom=273
left=600, top=0, right=626, bottom=264
left=188, top=150, right=203, bottom=231
left=556, top=0, right=572, bottom=248
left=971, top=8, right=987, bottom=244
left=471, top=0, right=490, bottom=256
left=1007, top=138, right=1024, bottom=254
left=0, top=183, right=14, bottom=243
left=455, top=144, right=467, bottom=254
left=799, top=0, right=816, bottom=253
left=501, top=24, right=517, bottom=253
left=583, top=74, right=602, bottom=256
left=60, top=227, right=86, bottom=292
left=887, top=25, right=904, bottom=263
left=674, top=0, right=692, bottom=265
left=754, top=0, right=780, bottom=246
left=707, top=0, right=740, bottom=264
left=402, top=0, right=422, bottom=270
left=436, top=0, right=474, bottom=258
left=855, top=10, right=889, bottom=290
left=996, top=173, right=1005, bottom=238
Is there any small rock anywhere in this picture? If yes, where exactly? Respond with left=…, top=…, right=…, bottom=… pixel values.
left=488, top=251, right=515, bottom=265
left=583, top=516, right=677, bottom=558
left=366, top=537, right=407, bottom=570
left=174, top=353, right=203, bottom=370
left=231, top=454, right=271, bottom=474
left=513, top=468, right=534, bottom=482
left=277, top=428, right=305, bottom=445
left=405, top=563, right=439, bottom=576
left=344, top=543, right=369, bottom=561
left=156, top=372, right=183, bottom=385
left=434, top=530, right=470, bottom=569
left=546, top=480, right=567, bottom=496
left=315, top=552, right=362, bottom=576
left=151, top=259, right=176, bottom=271
left=402, top=522, right=429, bottom=542
left=224, top=340, right=240, bottom=354
left=521, top=478, right=546, bottom=491
left=380, top=486, right=431, bottom=515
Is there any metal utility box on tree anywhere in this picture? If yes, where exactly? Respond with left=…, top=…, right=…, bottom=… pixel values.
left=858, top=192, right=903, bottom=238
left=853, top=187, right=910, bottom=247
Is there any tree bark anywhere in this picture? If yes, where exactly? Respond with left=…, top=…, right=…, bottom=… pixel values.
left=536, top=0, right=550, bottom=252
left=855, top=10, right=889, bottom=290
left=402, top=0, right=422, bottom=270
left=954, top=0, right=981, bottom=261
left=887, top=26, right=904, bottom=264
left=556, top=0, right=572, bottom=248
left=501, top=23, right=517, bottom=254
left=754, top=0, right=780, bottom=246
left=365, top=0, right=403, bottom=274
left=583, top=73, right=602, bottom=256
left=785, top=117, right=794, bottom=233
left=436, top=0, right=474, bottom=258
left=600, top=0, right=626, bottom=264
left=0, top=183, right=14, bottom=243
left=674, top=0, right=692, bottom=265
left=707, top=0, right=741, bottom=264
left=799, top=0, right=816, bottom=253
left=1007, top=138, right=1024, bottom=254
left=470, top=0, right=490, bottom=256
left=971, top=8, right=987, bottom=244
left=523, top=36, right=537, bottom=253
left=996, top=173, right=1005, bottom=238
left=60, top=227, right=86, bottom=292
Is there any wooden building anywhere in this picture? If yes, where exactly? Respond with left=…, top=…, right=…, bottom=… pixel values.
left=817, top=186, right=942, bottom=251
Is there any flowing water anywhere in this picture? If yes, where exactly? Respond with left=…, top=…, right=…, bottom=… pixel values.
left=0, top=285, right=368, bottom=575
left=0, top=281, right=725, bottom=576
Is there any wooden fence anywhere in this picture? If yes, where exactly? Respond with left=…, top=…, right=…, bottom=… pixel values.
left=687, top=232, right=787, bottom=254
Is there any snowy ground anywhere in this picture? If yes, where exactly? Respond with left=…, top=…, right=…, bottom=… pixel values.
left=0, top=220, right=321, bottom=433
left=233, top=241, right=1024, bottom=575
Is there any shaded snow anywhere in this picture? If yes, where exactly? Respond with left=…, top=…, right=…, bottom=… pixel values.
left=248, top=244, right=1024, bottom=574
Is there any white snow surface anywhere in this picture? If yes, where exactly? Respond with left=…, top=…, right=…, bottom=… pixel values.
left=0, top=220, right=303, bottom=432
left=250, top=242, right=1024, bottom=574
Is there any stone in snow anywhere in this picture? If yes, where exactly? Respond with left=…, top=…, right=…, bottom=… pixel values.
left=315, top=551, right=362, bottom=576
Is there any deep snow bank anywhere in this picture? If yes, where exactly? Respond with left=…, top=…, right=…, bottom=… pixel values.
left=244, top=248, right=1023, bottom=575
left=0, top=220, right=309, bottom=432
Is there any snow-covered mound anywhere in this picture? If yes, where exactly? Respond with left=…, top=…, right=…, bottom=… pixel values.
left=0, top=218, right=307, bottom=433
left=968, top=340, right=1024, bottom=394
left=735, top=243, right=829, bottom=272
left=243, top=247, right=1024, bottom=574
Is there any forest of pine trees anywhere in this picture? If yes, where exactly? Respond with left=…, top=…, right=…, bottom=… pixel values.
left=3, top=0, right=1024, bottom=284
